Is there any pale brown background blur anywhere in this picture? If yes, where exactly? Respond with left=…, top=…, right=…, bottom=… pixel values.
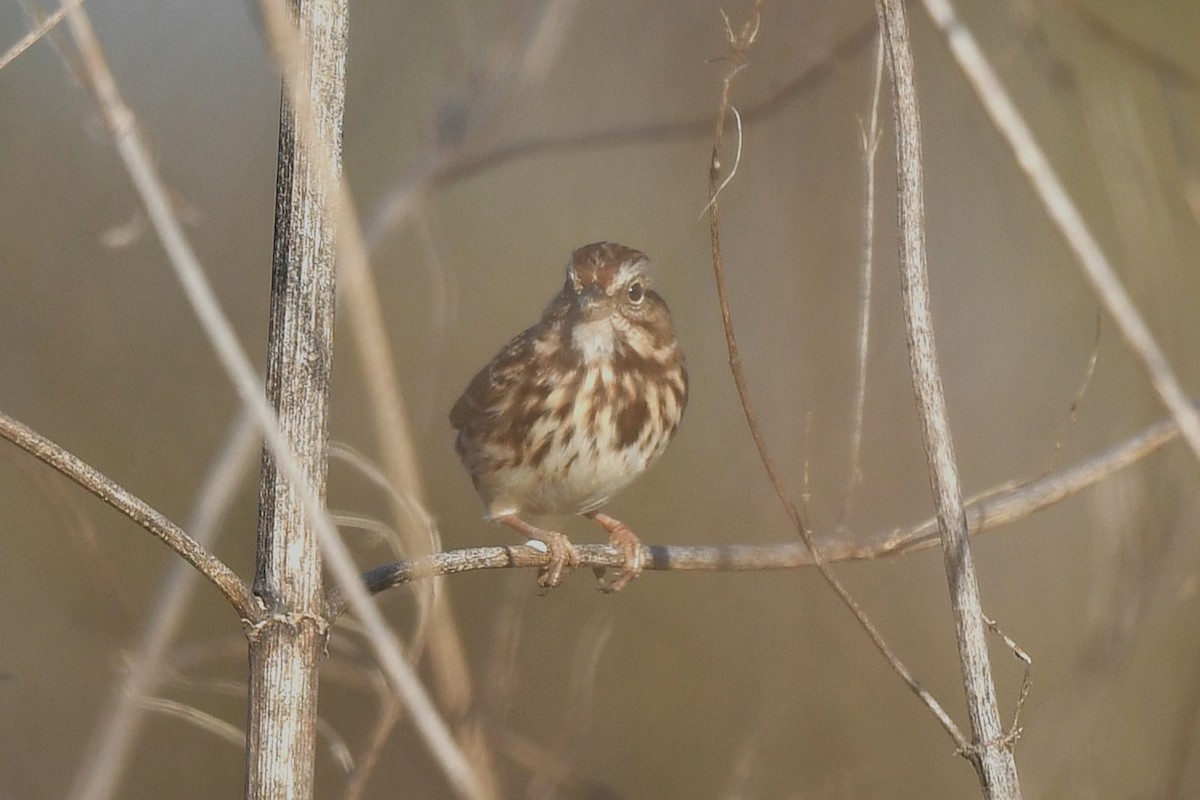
left=3, top=1, right=1200, bottom=798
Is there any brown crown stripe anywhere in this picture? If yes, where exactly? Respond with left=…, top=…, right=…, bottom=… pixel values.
left=569, top=242, right=647, bottom=290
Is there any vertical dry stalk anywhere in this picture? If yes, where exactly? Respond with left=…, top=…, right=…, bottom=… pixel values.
left=245, top=0, right=346, bottom=797
left=54, top=0, right=478, bottom=791
left=875, top=1, right=1022, bottom=797
left=256, top=3, right=487, bottom=794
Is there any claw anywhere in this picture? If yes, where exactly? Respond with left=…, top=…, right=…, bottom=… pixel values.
left=536, top=529, right=580, bottom=589
left=498, top=515, right=579, bottom=589
left=586, top=512, right=644, bottom=592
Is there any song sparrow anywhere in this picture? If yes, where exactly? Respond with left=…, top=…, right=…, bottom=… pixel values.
left=450, top=242, right=687, bottom=591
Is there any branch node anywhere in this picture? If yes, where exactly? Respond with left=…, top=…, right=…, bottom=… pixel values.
left=243, top=610, right=331, bottom=645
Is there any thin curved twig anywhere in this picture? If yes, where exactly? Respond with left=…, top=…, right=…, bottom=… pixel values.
left=254, top=1, right=493, bottom=794
left=921, top=0, right=1200, bottom=468
left=345, top=411, right=1181, bottom=605
left=839, top=29, right=886, bottom=532
left=57, top=0, right=488, bottom=794
left=364, top=18, right=878, bottom=250
left=68, top=411, right=259, bottom=800
left=0, top=408, right=258, bottom=620
left=718, top=4, right=972, bottom=751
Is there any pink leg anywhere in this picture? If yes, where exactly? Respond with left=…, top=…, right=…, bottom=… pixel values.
left=585, top=511, right=644, bottom=593
left=497, top=514, right=579, bottom=589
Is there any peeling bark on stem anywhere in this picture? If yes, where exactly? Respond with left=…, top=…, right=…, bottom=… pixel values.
left=244, top=0, right=345, bottom=797
left=875, top=1, right=1022, bottom=797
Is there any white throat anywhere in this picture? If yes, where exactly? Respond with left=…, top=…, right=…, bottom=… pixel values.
left=571, top=318, right=616, bottom=363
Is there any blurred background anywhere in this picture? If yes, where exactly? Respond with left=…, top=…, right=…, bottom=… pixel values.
left=3, top=0, right=1200, bottom=797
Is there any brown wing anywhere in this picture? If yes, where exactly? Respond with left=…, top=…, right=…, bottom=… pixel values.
left=449, top=329, right=536, bottom=433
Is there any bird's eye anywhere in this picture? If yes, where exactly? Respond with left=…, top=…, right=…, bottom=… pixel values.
left=627, top=282, right=645, bottom=304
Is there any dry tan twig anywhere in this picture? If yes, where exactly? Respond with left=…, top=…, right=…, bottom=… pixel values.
left=0, top=0, right=80, bottom=73
left=921, top=0, right=1200, bottom=468
left=18, top=459, right=137, bottom=629
left=135, top=696, right=245, bottom=747
left=52, top=0, right=487, bottom=793
left=364, top=19, right=878, bottom=250
left=351, top=411, right=1183, bottom=594
left=878, top=0, right=1021, bottom=794
left=1044, top=311, right=1101, bottom=475
left=68, top=412, right=259, bottom=800
left=705, top=3, right=968, bottom=753
left=839, top=29, right=887, bottom=532
left=263, top=0, right=501, bottom=783
left=255, top=2, right=492, bottom=795
left=0, top=408, right=257, bottom=619
left=343, top=689, right=404, bottom=800
left=246, top=0, right=345, bottom=790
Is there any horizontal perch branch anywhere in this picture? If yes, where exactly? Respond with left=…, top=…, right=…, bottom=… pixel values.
left=333, top=413, right=1182, bottom=616
left=2, top=403, right=1182, bottom=625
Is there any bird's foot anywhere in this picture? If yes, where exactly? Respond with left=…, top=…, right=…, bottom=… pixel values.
left=535, top=529, right=581, bottom=589
left=586, top=512, right=644, bottom=593
left=498, top=515, right=580, bottom=589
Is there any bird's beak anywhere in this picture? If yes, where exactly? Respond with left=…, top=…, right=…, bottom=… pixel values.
left=578, top=285, right=607, bottom=321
